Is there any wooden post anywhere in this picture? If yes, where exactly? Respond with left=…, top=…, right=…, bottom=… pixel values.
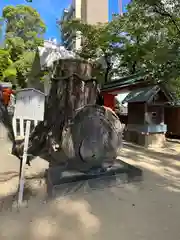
left=20, top=118, right=24, bottom=137
left=12, top=117, right=17, bottom=138
left=34, top=120, right=38, bottom=127
left=18, top=120, right=31, bottom=206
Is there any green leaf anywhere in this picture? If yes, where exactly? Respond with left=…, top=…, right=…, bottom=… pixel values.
left=3, top=67, right=17, bottom=77
left=0, top=4, right=46, bottom=87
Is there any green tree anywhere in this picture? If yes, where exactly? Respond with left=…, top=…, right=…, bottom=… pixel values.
left=3, top=5, right=45, bottom=49
left=0, top=5, right=46, bottom=87
left=121, top=0, right=180, bottom=95
left=0, top=49, right=16, bottom=80
left=61, top=0, right=180, bottom=95
left=62, top=19, right=124, bottom=82
left=0, top=17, right=3, bottom=45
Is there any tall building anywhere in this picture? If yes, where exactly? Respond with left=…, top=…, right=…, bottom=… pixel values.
left=109, top=0, right=129, bottom=20
left=61, top=0, right=108, bottom=50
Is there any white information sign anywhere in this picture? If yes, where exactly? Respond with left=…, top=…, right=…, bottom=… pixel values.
left=14, top=88, right=45, bottom=207
left=14, top=88, right=45, bottom=121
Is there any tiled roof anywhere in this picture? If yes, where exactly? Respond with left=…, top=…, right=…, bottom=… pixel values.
left=122, top=85, right=159, bottom=103
left=122, top=84, right=174, bottom=104
left=101, top=72, right=150, bottom=91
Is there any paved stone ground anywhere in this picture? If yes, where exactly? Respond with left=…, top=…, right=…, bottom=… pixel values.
left=0, top=140, right=180, bottom=240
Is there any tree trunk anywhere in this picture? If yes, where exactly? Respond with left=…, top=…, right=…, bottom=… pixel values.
left=104, top=53, right=111, bottom=83
left=13, top=59, right=122, bottom=172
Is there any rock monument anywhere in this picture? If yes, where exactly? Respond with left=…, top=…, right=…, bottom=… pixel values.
left=13, top=59, right=123, bottom=176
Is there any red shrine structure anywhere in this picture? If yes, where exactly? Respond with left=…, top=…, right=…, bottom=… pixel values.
left=101, top=73, right=152, bottom=111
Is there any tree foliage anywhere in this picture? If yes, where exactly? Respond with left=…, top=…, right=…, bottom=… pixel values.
left=62, top=19, right=124, bottom=82
left=123, top=0, right=180, bottom=94
left=62, top=0, right=180, bottom=95
left=0, top=5, right=46, bottom=87
left=0, top=49, right=13, bottom=78
left=0, top=17, right=3, bottom=44
left=3, top=5, right=45, bottom=50
left=124, top=0, right=180, bottom=76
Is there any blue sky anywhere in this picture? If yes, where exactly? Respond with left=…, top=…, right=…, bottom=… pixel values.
left=0, top=0, right=130, bottom=42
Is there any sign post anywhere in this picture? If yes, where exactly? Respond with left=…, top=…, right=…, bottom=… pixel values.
left=18, top=120, right=31, bottom=206
left=13, top=88, right=45, bottom=207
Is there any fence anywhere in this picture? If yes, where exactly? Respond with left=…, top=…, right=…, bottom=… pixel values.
left=12, top=118, right=39, bottom=139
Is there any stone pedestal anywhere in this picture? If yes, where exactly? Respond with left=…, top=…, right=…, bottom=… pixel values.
left=124, top=130, right=166, bottom=148
left=46, top=160, right=143, bottom=198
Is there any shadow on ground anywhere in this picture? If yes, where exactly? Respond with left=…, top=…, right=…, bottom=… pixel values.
left=119, top=141, right=180, bottom=193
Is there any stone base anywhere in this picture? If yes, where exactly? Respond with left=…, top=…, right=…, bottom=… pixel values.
left=46, top=160, right=143, bottom=197
left=124, top=130, right=166, bottom=148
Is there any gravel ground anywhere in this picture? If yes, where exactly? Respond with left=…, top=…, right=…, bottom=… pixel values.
left=0, top=140, right=180, bottom=240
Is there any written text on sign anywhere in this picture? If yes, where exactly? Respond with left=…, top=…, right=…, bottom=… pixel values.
left=14, top=89, right=45, bottom=121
